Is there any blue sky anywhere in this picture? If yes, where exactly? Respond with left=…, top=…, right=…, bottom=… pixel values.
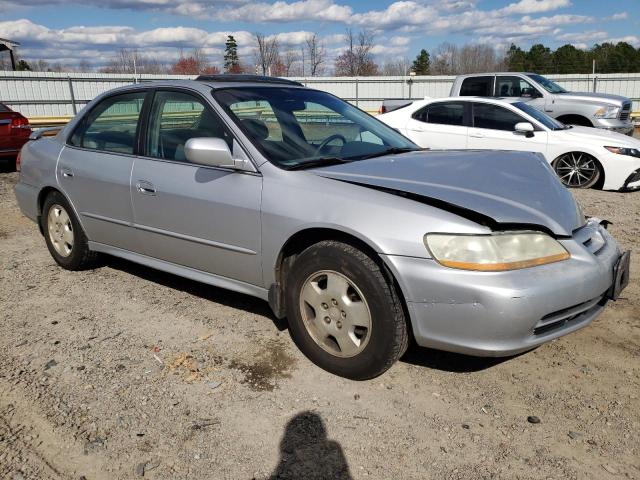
left=1, top=0, right=638, bottom=69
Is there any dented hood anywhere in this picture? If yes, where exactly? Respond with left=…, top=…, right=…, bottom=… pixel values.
left=313, top=150, right=585, bottom=236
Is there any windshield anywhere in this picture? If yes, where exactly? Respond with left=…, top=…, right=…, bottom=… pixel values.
left=526, top=74, right=567, bottom=94
left=213, top=87, right=418, bottom=169
left=513, top=102, right=566, bottom=130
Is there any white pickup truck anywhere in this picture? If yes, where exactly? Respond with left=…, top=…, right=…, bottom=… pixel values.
left=449, top=72, right=634, bottom=136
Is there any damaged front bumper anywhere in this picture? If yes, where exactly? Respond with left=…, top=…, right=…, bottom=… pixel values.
left=382, top=220, right=626, bottom=357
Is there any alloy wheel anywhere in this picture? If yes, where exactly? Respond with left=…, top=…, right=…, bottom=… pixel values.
left=553, top=152, right=599, bottom=188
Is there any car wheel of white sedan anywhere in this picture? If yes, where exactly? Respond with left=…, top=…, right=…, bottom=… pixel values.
left=552, top=152, right=601, bottom=189
left=285, top=240, right=409, bottom=380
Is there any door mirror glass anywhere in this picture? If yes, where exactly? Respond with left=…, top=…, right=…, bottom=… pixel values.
left=185, top=137, right=237, bottom=168
left=515, top=122, right=535, bottom=137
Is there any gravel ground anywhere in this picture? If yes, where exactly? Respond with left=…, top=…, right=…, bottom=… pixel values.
left=0, top=162, right=638, bottom=480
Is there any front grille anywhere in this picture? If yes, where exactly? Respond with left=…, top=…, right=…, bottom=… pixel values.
left=534, top=295, right=605, bottom=336
left=619, top=102, right=631, bottom=121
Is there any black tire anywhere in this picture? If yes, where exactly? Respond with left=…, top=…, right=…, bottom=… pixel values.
left=41, top=191, right=100, bottom=270
left=552, top=152, right=602, bottom=189
left=285, top=240, right=408, bottom=380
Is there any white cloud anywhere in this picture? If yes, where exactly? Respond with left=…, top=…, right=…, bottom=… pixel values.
left=500, top=0, right=571, bottom=15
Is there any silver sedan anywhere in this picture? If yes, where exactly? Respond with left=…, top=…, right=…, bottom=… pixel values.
left=15, top=76, right=630, bottom=379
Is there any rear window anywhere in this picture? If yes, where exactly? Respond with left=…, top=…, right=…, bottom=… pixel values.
left=0, top=103, right=10, bottom=112
left=460, top=76, right=494, bottom=96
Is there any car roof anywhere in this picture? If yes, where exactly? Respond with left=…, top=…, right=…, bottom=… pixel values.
left=455, top=72, right=536, bottom=78
left=421, top=96, right=521, bottom=105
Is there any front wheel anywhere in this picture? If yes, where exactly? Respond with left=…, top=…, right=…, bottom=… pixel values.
left=552, top=152, right=601, bottom=189
left=285, top=241, right=408, bottom=380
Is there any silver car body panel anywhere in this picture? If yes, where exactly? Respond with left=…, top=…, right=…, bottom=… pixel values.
left=15, top=80, right=623, bottom=357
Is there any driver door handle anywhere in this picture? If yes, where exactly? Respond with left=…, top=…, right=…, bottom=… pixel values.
left=469, top=131, right=484, bottom=138
left=136, top=180, right=157, bottom=195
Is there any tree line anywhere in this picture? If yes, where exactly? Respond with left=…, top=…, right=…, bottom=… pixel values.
left=2, top=31, right=639, bottom=76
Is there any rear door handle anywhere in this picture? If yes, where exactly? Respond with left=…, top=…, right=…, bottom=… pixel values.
left=61, top=169, right=74, bottom=178
left=469, top=132, right=484, bottom=138
left=136, top=180, right=157, bottom=195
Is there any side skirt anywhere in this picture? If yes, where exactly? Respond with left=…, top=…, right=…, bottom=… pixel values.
left=88, top=241, right=269, bottom=301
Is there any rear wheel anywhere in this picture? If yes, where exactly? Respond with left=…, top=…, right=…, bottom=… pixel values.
left=285, top=240, right=408, bottom=380
left=42, top=191, right=99, bottom=270
left=552, top=152, right=601, bottom=189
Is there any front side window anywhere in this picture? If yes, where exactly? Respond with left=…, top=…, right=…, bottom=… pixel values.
left=70, top=91, right=146, bottom=154
left=459, top=76, right=494, bottom=96
left=414, top=102, right=465, bottom=126
left=495, top=76, right=541, bottom=98
left=213, top=87, right=417, bottom=169
left=147, top=91, right=233, bottom=162
left=472, top=103, right=526, bottom=131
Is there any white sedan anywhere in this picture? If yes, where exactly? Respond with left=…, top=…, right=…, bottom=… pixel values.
left=378, top=97, right=640, bottom=190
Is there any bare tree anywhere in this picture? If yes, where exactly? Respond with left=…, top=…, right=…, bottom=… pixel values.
left=334, top=29, right=378, bottom=76
left=100, top=48, right=167, bottom=74
left=77, top=59, right=92, bottom=72
left=254, top=33, right=280, bottom=76
left=382, top=57, right=410, bottom=76
left=430, top=42, right=506, bottom=75
left=305, top=34, right=326, bottom=76
left=281, top=50, right=298, bottom=76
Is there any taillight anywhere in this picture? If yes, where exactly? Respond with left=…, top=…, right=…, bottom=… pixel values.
left=11, top=116, right=30, bottom=128
left=16, top=150, right=22, bottom=171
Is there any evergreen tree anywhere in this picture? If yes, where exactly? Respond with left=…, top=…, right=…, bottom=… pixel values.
left=16, top=59, right=32, bottom=71
left=224, top=35, right=240, bottom=73
left=505, top=44, right=527, bottom=71
left=411, top=49, right=430, bottom=75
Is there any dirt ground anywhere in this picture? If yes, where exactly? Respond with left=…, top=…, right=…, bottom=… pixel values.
left=0, top=161, right=638, bottom=480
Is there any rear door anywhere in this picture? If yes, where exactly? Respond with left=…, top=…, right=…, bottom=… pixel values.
left=130, top=89, right=262, bottom=286
left=60, top=90, right=148, bottom=252
left=405, top=101, right=468, bottom=149
left=467, top=102, right=548, bottom=154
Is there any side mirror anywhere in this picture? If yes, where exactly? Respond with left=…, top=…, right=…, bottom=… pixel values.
left=514, top=122, right=535, bottom=138
left=184, top=137, right=250, bottom=170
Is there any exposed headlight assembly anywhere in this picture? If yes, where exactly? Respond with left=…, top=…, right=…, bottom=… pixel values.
left=604, top=146, right=640, bottom=158
left=424, top=232, right=570, bottom=271
left=594, top=106, right=620, bottom=119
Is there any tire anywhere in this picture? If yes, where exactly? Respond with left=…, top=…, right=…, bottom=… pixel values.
left=285, top=240, right=408, bottom=380
left=41, top=191, right=100, bottom=270
left=552, top=152, right=601, bottom=189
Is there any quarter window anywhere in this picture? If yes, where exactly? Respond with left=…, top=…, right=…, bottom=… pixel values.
left=459, top=76, right=494, bottom=96
left=414, top=102, right=465, bottom=126
left=472, top=103, right=525, bottom=131
left=146, top=91, right=232, bottom=162
left=70, top=92, right=146, bottom=154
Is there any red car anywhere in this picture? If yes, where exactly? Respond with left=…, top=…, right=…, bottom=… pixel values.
left=0, top=103, right=31, bottom=163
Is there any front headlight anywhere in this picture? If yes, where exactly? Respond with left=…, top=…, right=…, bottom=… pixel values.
left=604, top=146, right=640, bottom=158
left=424, top=232, right=570, bottom=271
left=594, top=106, right=620, bottom=119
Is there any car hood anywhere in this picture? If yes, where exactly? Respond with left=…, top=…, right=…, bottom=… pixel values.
left=556, top=125, right=640, bottom=147
left=558, top=91, right=629, bottom=106
left=313, top=150, right=584, bottom=236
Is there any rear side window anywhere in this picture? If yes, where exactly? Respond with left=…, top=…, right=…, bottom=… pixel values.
left=460, top=76, right=494, bottom=96
left=69, top=91, right=146, bottom=154
left=413, top=102, right=465, bottom=126
left=472, top=102, right=525, bottom=131
left=0, top=103, right=9, bottom=112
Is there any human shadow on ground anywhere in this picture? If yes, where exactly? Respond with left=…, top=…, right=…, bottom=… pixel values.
left=268, top=411, right=352, bottom=480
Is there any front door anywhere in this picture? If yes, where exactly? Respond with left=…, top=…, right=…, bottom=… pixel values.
left=59, top=90, right=148, bottom=252
left=130, top=89, right=262, bottom=286
left=467, top=102, right=548, bottom=155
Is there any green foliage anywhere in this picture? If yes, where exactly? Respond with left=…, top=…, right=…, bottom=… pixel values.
left=16, top=59, right=32, bottom=71
left=224, top=35, right=240, bottom=73
left=411, top=49, right=430, bottom=75
left=506, top=41, right=640, bottom=74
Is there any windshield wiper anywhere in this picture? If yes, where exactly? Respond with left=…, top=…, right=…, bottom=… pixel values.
left=285, top=156, right=351, bottom=171
left=350, top=147, right=418, bottom=161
